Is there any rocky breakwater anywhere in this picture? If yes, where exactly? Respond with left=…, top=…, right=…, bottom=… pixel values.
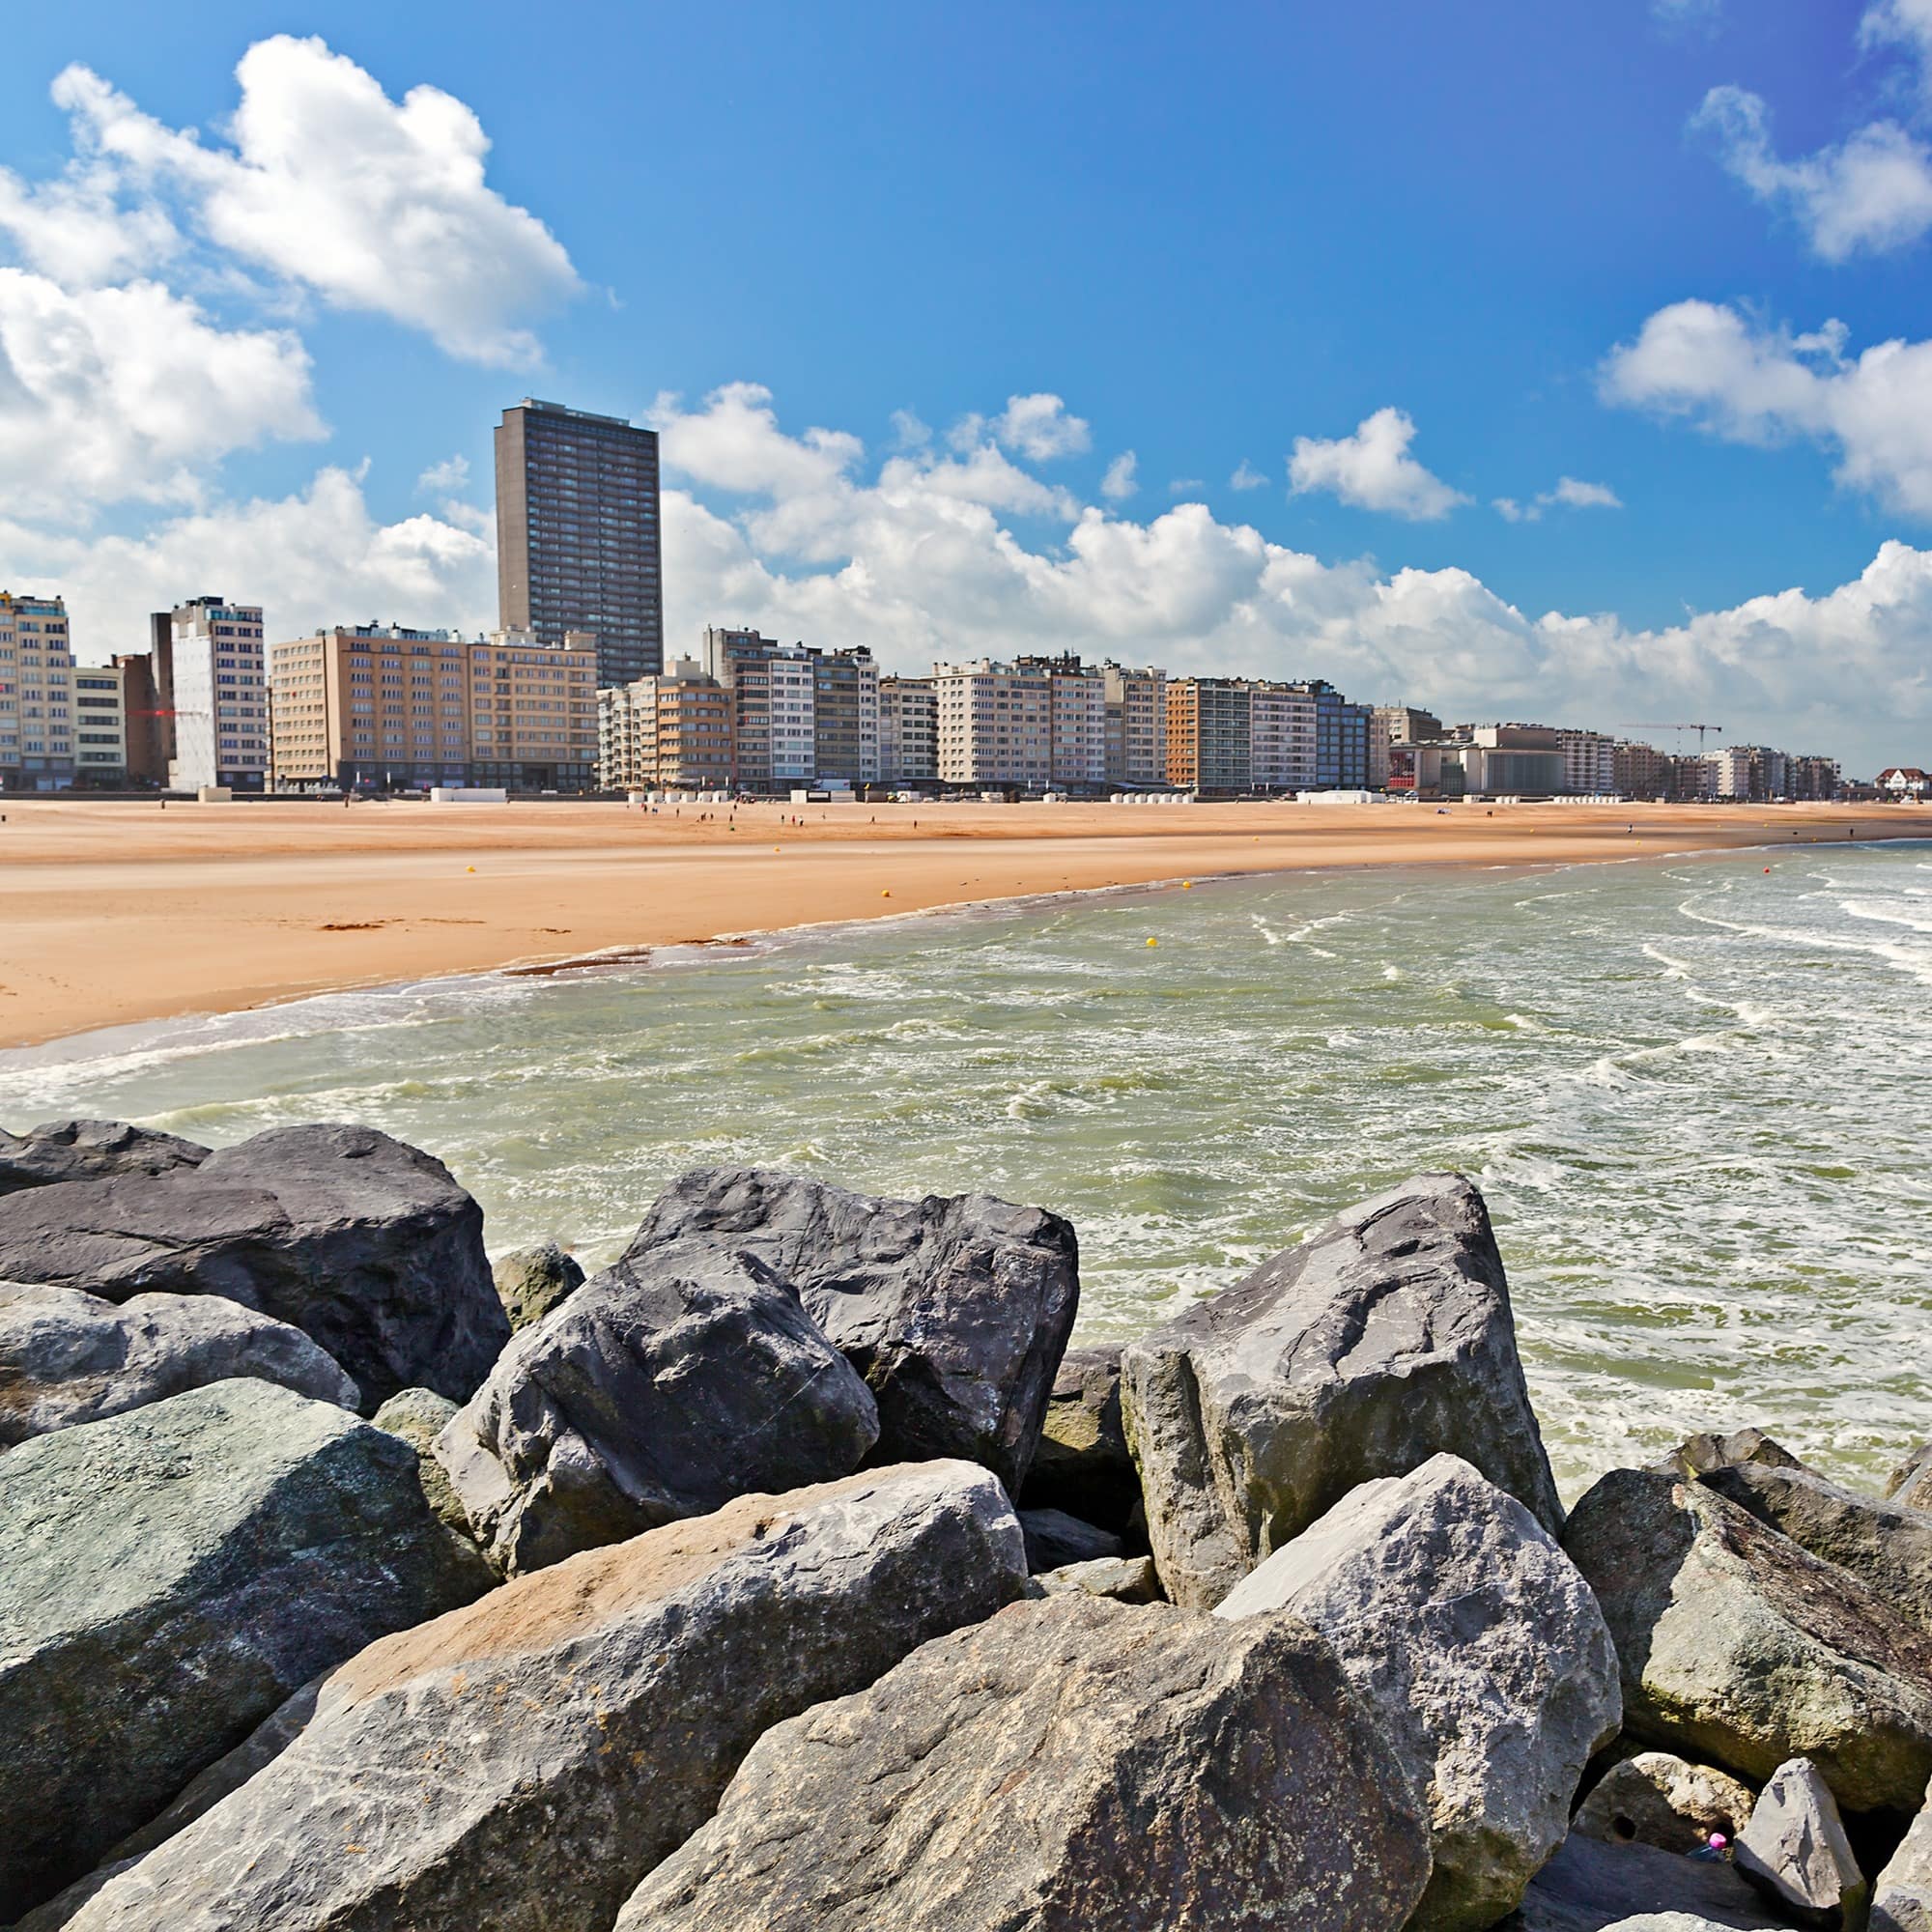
left=7, top=1112, right=1932, bottom=1931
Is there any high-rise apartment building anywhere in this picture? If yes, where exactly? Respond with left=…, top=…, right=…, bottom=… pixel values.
left=935, top=659, right=1053, bottom=788
left=114, top=653, right=167, bottom=784
left=1249, top=682, right=1321, bottom=792
left=71, top=662, right=128, bottom=781
left=1556, top=727, right=1617, bottom=796
left=879, top=676, right=938, bottom=782
left=496, top=399, right=664, bottom=687
left=1035, top=655, right=1105, bottom=788
left=597, top=659, right=734, bottom=790
left=159, top=596, right=267, bottom=791
left=1165, top=678, right=1252, bottom=795
left=0, top=592, right=74, bottom=789
left=1102, top=665, right=1167, bottom=784
left=267, top=624, right=598, bottom=790
left=813, top=647, right=880, bottom=785
left=1308, top=681, right=1371, bottom=788
left=697, top=628, right=878, bottom=789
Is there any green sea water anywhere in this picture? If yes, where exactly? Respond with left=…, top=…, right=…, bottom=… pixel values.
left=6, top=841, right=1929, bottom=1500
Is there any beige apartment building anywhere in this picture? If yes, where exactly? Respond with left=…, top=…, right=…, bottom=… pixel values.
left=1102, top=664, right=1166, bottom=784
left=71, top=661, right=128, bottom=781
left=935, top=659, right=1054, bottom=788
left=597, top=658, right=736, bottom=790
left=268, top=624, right=598, bottom=790
left=879, top=675, right=937, bottom=781
left=0, top=592, right=74, bottom=790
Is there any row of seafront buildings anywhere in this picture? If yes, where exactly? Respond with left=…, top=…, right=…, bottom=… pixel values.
left=0, top=395, right=1863, bottom=803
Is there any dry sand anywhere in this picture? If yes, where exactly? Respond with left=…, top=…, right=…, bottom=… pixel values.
left=2, top=795, right=1925, bottom=1051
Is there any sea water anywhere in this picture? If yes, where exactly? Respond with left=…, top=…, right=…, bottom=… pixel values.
left=5, top=841, right=1928, bottom=1500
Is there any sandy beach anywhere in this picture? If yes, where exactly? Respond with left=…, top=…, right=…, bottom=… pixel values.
left=1, top=795, right=1925, bottom=1051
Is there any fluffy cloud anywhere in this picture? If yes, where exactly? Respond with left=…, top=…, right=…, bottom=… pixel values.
left=1494, top=476, right=1624, bottom=522
left=1288, top=407, right=1469, bottom=520
left=43, top=38, right=579, bottom=364
left=639, top=384, right=1928, bottom=771
left=0, top=467, right=494, bottom=648
left=1695, top=85, right=1932, bottom=260
left=1862, top=0, right=1932, bottom=101
left=990, top=392, right=1091, bottom=461
left=1100, top=452, right=1138, bottom=499
left=1230, top=460, right=1269, bottom=491
left=0, top=270, right=320, bottom=514
left=1601, top=298, right=1932, bottom=517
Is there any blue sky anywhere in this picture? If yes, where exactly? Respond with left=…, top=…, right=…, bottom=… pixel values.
left=2, top=0, right=1929, bottom=769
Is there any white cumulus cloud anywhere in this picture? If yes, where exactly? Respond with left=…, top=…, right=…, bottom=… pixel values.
left=1229, top=460, right=1269, bottom=491
left=1695, top=85, right=1932, bottom=260
left=1289, top=407, right=1469, bottom=520
left=45, top=37, right=580, bottom=365
left=1602, top=298, right=1932, bottom=518
left=1100, top=452, right=1138, bottom=499
left=0, top=270, right=321, bottom=515
left=991, top=392, right=1092, bottom=461
left=1496, top=477, right=1625, bottom=522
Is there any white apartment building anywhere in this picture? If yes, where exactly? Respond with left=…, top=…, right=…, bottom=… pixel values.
left=1556, top=728, right=1617, bottom=796
left=0, top=592, right=74, bottom=789
left=1103, top=665, right=1167, bottom=784
left=72, top=662, right=128, bottom=780
left=1044, top=658, right=1106, bottom=786
left=725, top=644, right=816, bottom=790
left=935, top=659, right=1054, bottom=787
left=1250, top=682, right=1321, bottom=791
left=879, top=675, right=938, bottom=781
left=165, top=595, right=267, bottom=790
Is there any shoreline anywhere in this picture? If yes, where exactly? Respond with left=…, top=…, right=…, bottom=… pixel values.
left=3, top=796, right=1927, bottom=1053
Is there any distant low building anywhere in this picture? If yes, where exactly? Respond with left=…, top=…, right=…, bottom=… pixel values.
left=1878, top=766, right=1929, bottom=799
left=1369, top=704, right=1442, bottom=787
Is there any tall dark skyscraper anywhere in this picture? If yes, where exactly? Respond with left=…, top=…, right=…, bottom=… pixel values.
left=495, top=398, right=664, bottom=687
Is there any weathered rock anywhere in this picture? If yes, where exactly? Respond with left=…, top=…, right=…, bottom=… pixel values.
left=1889, top=1446, right=1932, bottom=1515
left=0, top=1122, right=509, bottom=1408
left=66, top=1462, right=1029, bottom=1932
left=1506, top=1833, right=1805, bottom=1930
left=1018, top=1504, right=1123, bottom=1572
left=492, top=1238, right=584, bottom=1330
left=1873, top=1775, right=1932, bottom=1931
left=1564, top=1467, right=1932, bottom=1812
left=370, top=1387, right=472, bottom=1544
left=1216, top=1452, right=1620, bottom=1931
left=435, top=1242, right=879, bottom=1574
left=613, top=1592, right=1435, bottom=1932
left=1576, top=1752, right=1758, bottom=1856
left=1018, top=1343, right=1140, bottom=1532
left=1654, top=1429, right=1804, bottom=1482
left=0, top=1119, right=208, bottom=1197
left=1035, top=1553, right=1163, bottom=1603
left=0, top=1281, right=358, bottom=1447
left=0, top=1379, right=492, bottom=1921
left=1734, top=1758, right=1868, bottom=1929
left=1702, top=1459, right=1932, bottom=1638
left=630, top=1166, right=1079, bottom=1492
left=1121, top=1173, right=1563, bottom=1609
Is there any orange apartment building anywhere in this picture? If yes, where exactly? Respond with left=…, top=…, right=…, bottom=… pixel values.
left=268, top=624, right=599, bottom=790
left=596, top=657, right=736, bottom=790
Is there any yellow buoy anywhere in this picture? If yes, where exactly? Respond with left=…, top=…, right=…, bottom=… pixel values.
left=1181, top=880, right=1193, bottom=890
left=881, top=889, right=892, bottom=898
left=466, top=866, right=475, bottom=873
left=1146, top=937, right=1158, bottom=948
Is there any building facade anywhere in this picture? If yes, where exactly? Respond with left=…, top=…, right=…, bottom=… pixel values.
left=114, top=653, right=167, bottom=784
left=0, top=592, right=74, bottom=789
left=161, top=596, right=267, bottom=791
left=1368, top=705, right=1443, bottom=787
left=1035, top=655, right=1105, bottom=789
left=1102, top=665, right=1167, bottom=784
left=597, top=659, right=735, bottom=790
left=1249, top=682, right=1320, bottom=792
left=1556, top=728, right=1618, bottom=796
left=812, top=646, right=881, bottom=786
left=496, top=398, right=664, bottom=688
left=879, top=675, right=938, bottom=781
left=71, top=662, right=128, bottom=781
left=268, top=625, right=598, bottom=790
left=935, top=659, right=1054, bottom=788
left=1165, top=678, right=1252, bottom=795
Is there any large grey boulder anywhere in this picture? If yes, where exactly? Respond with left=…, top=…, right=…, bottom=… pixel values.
left=613, top=1592, right=1435, bottom=1932
left=492, top=1238, right=584, bottom=1330
left=0, top=1281, right=358, bottom=1447
left=1505, top=1833, right=1803, bottom=1929
left=1874, top=1776, right=1932, bottom=1931
left=0, top=1378, right=492, bottom=1921
left=1701, top=1458, right=1932, bottom=1638
left=370, top=1388, right=471, bottom=1544
left=1564, top=1467, right=1932, bottom=1812
left=0, top=1122, right=511, bottom=1408
left=66, top=1462, right=1029, bottom=1932
left=1034, top=1552, right=1162, bottom=1602
left=1018, top=1343, right=1140, bottom=1532
left=629, top=1166, right=1079, bottom=1492
left=1576, top=1752, right=1757, bottom=1856
left=1889, top=1446, right=1932, bottom=1514
left=1121, top=1173, right=1562, bottom=1609
left=0, top=1119, right=208, bottom=1197
left=1017, top=1505, right=1123, bottom=1572
left=1216, top=1452, right=1620, bottom=1931
left=1655, top=1428, right=1803, bottom=1482
left=434, top=1242, right=879, bottom=1575
left=1733, top=1758, right=1867, bottom=1929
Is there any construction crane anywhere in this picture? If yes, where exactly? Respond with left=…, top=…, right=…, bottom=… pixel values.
left=1620, top=722, right=1724, bottom=752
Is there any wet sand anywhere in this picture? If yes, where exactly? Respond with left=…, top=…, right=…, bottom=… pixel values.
left=1, top=795, right=1923, bottom=1050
